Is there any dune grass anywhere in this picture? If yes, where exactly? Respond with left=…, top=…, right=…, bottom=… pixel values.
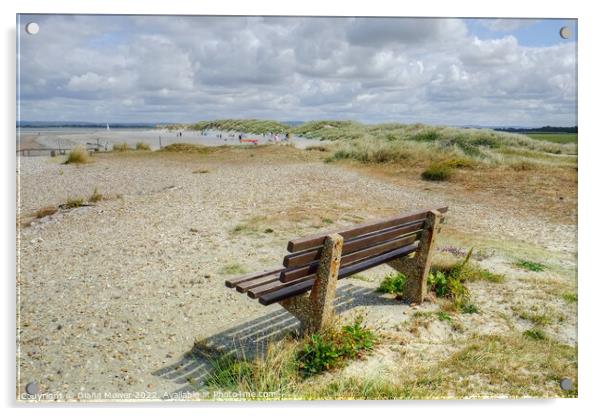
left=135, top=142, right=151, bottom=150
left=65, top=145, right=90, bottom=164
left=113, top=142, right=130, bottom=152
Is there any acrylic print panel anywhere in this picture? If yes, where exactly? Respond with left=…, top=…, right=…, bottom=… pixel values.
left=16, top=14, right=578, bottom=402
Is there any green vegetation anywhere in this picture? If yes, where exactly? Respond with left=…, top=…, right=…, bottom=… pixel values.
left=514, top=259, right=546, bottom=272
left=526, top=133, right=577, bottom=144
left=193, top=168, right=210, bottom=174
left=523, top=327, right=547, bottom=341
left=428, top=249, right=504, bottom=312
left=221, top=263, right=247, bottom=275
left=298, top=316, right=376, bottom=377
left=65, top=145, right=90, bottom=164
left=191, top=119, right=290, bottom=134
left=562, top=292, right=578, bottom=303
left=160, top=143, right=212, bottom=153
left=112, top=142, right=130, bottom=152
left=64, top=197, right=85, bottom=209
left=135, top=142, right=151, bottom=150
left=376, top=272, right=407, bottom=295
left=421, top=163, right=452, bottom=181
left=201, top=316, right=376, bottom=396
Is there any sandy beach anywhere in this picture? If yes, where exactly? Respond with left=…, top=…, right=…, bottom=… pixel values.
left=17, top=145, right=577, bottom=400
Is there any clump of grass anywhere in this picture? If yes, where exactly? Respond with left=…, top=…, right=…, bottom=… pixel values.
left=297, top=316, right=376, bottom=377
left=64, top=197, right=85, bottom=209
left=202, top=337, right=299, bottom=395
left=112, top=142, right=130, bottom=152
left=201, top=315, right=376, bottom=396
left=562, top=292, right=577, bottom=303
left=65, top=145, right=90, bottom=164
left=135, top=142, right=151, bottom=150
left=514, top=259, right=546, bottom=272
left=88, top=187, right=103, bottom=203
left=35, top=205, right=58, bottom=219
left=510, top=161, right=536, bottom=171
left=519, top=310, right=553, bottom=326
left=436, top=311, right=452, bottom=322
left=523, top=327, right=547, bottom=340
left=376, top=272, right=407, bottom=296
left=305, top=145, right=328, bottom=152
left=192, top=168, right=210, bottom=174
left=221, top=263, right=247, bottom=275
left=421, top=163, right=452, bottom=181
left=428, top=249, right=503, bottom=312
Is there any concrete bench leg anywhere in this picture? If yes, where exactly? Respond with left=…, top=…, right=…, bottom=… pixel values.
left=387, top=209, right=442, bottom=304
left=280, top=233, right=344, bottom=333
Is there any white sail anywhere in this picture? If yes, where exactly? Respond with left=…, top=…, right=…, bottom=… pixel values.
left=106, top=123, right=110, bottom=131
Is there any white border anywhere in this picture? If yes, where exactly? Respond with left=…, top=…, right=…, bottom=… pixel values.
left=2, top=1, right=600, bottom=415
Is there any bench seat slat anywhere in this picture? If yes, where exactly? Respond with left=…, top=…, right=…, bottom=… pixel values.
left=283, top=220, right=424, bottom=268
left=235, top=273, right=281, bottom=293
left=246, top=276, right=314, bottom=299
left=280, top=233, right=419, bottom=283
left=286, top=206, right=447, bottom=252
left=259, top=243, right=418, bottom=305
left=224, top=267, right=284, bottom=288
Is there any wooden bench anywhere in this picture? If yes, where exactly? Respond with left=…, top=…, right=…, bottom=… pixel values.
left=225, top=207, right=447, bottom=332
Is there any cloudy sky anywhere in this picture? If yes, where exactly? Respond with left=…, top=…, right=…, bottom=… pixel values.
left=17, top=15, right=577, bottom=127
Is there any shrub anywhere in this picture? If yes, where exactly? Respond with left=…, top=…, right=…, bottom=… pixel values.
left=35, top=205, right=58, bottom=219
left=376, top=273, right=407, bottom=295
left=421, top=163, right=452, bottom=181
left=65, top=145, right=90, bottom=164
left=113, top=142, right=130, bottom=152
left=135, top=142, right=151, bottom=150
left=297, top=316, right=376, bottom=377
left=514, top=259, right=546, bottom=272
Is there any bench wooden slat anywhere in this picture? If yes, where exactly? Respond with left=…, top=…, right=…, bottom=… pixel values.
left=235, top=273, right=281, bottom=293
left=259, top=243, right=418, bottom=305
left=286, top=206, right=447, bottom=252
left=283, top=220, right=424, bottom=268
left=224, top=267, right=284, bottom=288
left=280, top=233, right=419, bottom=283
left=246, top=276, right=314, bottom=299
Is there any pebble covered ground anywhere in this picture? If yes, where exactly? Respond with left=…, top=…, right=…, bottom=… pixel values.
left=16, top=148, right=577, bottom=401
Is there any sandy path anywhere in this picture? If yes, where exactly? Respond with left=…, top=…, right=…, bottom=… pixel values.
left=17, top=151, right=577, bottom=400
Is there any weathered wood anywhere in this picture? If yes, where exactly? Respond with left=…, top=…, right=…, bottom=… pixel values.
left=287, top=206, right=447, bottom=252
left=283, top=220, right=424, bottom=268
left=224, top=267, right=284, bottom=288
left=280, top=234, right=418, bottom=283
left=259, top=243, right=418, bottom=305
left=235, top=273, right=281, bottom=293
left=247, top=275, right=314, bottom=299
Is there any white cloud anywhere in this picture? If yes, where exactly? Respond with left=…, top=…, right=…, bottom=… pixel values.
left=17, top=15, right=577, bottom=126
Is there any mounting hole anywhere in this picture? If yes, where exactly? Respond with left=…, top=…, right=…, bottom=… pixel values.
left=559, top=26, right=571, bottom=40
left=25, top=22, right=39, bottom=35
left=560, top=378, right=573, bottom=391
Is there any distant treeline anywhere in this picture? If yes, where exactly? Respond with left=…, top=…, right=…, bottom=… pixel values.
left=494, top=126, right=577, bottom=134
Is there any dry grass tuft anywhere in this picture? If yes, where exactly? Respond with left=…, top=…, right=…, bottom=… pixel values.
left=135, top=142, right=151, bottom=151
left=35, top=205, right=58, bottom=219
left=65, top=145, right=90, bottom=164
left=113, top=142, right=130, bottom=152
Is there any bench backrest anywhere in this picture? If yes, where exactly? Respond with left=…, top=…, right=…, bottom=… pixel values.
left=226, top=207, right=447, bottom=306
left=280, top=206, right=447, bottom=282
